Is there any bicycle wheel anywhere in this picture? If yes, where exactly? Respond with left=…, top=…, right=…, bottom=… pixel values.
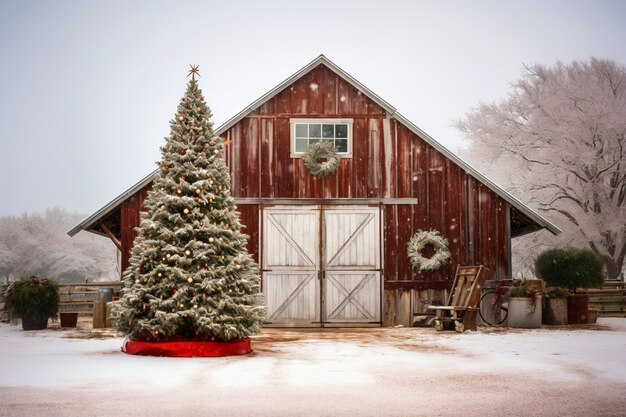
left=479, top=290, right=508, bottom=325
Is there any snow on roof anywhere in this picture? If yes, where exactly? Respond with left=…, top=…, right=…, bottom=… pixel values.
left=68, top=54, right=560, bottom=237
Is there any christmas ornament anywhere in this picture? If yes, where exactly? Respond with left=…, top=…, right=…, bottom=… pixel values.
left=164, top=165, right=169, bottom=171
left=213, top=149, right=219, bottom=155
left=177, top=188, right=182, bottom=194
left=185, top=249, right=191, bottom=256
left=183, top=208, right=190, bottom=214
left=195, top=188, right=201, bottom=194
left=179, top=116, right=184, bottom=121
left=209, top=237, right=214, bottom=243
left=195, top=197, right=200, bottom=202
left=187, top=278, right=193, bottom=283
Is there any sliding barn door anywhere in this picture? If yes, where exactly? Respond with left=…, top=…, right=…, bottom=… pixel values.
left=262, top=207, right=320, bottom=326
left=262, top=205, right=381, bottom=326
left=323, top=207, right=381, bottom=324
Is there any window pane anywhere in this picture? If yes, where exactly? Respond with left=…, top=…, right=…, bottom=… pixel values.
left=335, top=139, right=348, bottom=153
left=309, top=124, right=321, bottom=138
left=322, top=124, right=334, bottom=138
left=308, top=139, right=320, bottom=145
left=335, top=124, right=348, bottom=138
left=295, top=139, right=308, bottom=152
left=295, top=124, right=308, bottom=138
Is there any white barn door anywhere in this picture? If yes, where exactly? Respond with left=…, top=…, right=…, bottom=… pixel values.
left=263, top=207, right=320, bottom=325
left=262, top=205, right=381, bottom=326
left=323, top=207, right=381, bottom=324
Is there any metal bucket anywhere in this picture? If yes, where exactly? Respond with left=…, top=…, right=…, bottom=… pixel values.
left=98, top=288, right=114, bottom=303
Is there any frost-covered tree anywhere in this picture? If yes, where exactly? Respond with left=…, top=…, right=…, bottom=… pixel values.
left=457, top=58, right=626, bottom=280
left=111, top=75, right=265, bottom=342
left=0, top=209, right=117, bottom=282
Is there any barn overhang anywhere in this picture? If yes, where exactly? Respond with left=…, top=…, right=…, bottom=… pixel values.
left=68, top=54, right=560, bottom=240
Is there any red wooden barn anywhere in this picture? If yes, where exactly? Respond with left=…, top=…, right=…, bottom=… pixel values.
left=69, top=55, right=559, bottom=327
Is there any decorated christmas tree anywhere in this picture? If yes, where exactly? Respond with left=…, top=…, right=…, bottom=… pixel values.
left=111, top=66, right=265, bottom=344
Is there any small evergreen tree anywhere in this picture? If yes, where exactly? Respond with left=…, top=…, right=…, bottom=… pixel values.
left=111, top=69, right=265, bottom=342
left=535, top=247, right=604, bottom=291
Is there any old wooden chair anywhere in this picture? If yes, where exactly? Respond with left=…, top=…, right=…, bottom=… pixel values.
left=428, top=265, right=489, bottom=332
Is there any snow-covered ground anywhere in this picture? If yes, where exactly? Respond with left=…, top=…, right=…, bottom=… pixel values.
left=1, top=318, right=626, bottom=417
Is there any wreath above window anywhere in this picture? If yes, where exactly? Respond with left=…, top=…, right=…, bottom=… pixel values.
left=407, top=229, right=451, bottom=272
left=302, top=141, right=340, bottom=179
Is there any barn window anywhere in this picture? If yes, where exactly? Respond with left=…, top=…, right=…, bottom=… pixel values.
left=290, top=118, right=353, bottom=157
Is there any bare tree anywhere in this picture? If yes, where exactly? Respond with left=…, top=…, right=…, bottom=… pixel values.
left=457, top=58, right=626, bottom=280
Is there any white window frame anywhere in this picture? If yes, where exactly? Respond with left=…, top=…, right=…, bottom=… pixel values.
left=290, top=118, right=353, bottom=158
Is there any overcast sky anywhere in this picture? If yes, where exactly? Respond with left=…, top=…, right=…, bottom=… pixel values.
left=1, top=0, right=625, bottom=217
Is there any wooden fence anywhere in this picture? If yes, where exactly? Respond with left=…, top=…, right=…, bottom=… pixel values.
left=58, top=281, right=123, bottom=328
left=579, top=282, right=626, bottom=316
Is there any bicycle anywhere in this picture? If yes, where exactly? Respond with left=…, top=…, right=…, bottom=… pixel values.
left=479, top=287, right=509, bottom=326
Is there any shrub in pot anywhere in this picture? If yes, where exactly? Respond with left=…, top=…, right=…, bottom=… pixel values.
left=506, top=281, right=542, bottom=328
left=4, top=276, right=60, bottom=330
left=535, top=247, right=604, bottom=324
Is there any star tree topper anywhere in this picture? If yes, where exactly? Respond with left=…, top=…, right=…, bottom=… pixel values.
left=188, top=64, right=201, bottom=81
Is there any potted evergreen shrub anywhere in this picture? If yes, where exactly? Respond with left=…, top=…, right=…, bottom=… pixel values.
left=535, top=247, right=604, bottom=324
left=506, top=281, right=542, bottom=328
left=3, top=276, right=60, bottom=330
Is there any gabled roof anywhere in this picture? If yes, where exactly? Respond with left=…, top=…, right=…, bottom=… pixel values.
left=69, top=54, right=561, bottom=237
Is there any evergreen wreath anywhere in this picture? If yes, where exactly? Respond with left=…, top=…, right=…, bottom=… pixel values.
left=407, top=229, right=451, bottom=272
left=302, top=141, right=340, bottom=178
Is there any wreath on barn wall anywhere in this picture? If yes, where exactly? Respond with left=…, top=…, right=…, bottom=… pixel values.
left=303, top=141, right=340, bottom=179
left=407, top=229, right=451, bottom=272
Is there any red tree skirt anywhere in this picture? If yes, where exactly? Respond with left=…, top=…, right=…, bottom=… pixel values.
left=122, top=338, right=252, bottom=357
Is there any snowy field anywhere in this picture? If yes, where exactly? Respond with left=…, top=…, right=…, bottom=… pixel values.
left=1, top=319, right=626, bottom=417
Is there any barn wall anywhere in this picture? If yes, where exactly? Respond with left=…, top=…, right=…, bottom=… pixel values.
left=117, top=63, right=512, bottom=325
left=222, top=64, right=511, bottom=290
left=120, top=185, right=150, bottom=273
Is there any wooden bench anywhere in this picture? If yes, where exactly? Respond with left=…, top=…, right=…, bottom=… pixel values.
left=428, top=265, right=489, bottom=332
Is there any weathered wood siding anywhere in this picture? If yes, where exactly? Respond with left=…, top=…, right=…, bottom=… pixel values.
left=120, top=184, right=150, bottom=273
left=120, top=63, right=510, bottom=290
left=221, top=64, right=510, bottom=289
